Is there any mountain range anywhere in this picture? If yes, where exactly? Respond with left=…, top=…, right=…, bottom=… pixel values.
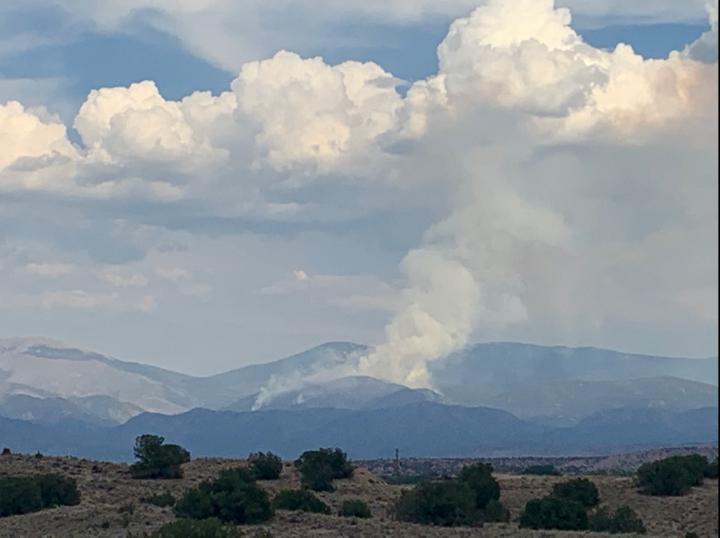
left=0, top=337, right=716, bottom=460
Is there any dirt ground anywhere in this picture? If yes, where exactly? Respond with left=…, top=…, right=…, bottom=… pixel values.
left=0, top=454, right=717, bottom=537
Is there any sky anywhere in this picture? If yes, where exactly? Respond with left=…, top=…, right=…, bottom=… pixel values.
left=0, top=0, right=717, bottom=378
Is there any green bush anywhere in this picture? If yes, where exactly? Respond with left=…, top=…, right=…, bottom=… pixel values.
left=483, top=499, right=510, bottom=523
left=339, top=499, right=372, bottom=519
left=150, top=518, right=243, bottom=537
left=294, top=448, right=354, bottom=491
left=0, top=477, right=43, bottom=517
left=36, top=474, right=81, bottom=507
left=395, top=479, right=480, bottom=527
left=519, top=496, right=588, bottom=531
left=522, top=464, right=561, bottom=476
left=637, top=455, right=708, bottom=496
left=704, top=458, right=718, bottom=479
left=456, top=463, right=500, bottom=510
left=588, top=507, right=613, bottom=533
left=173, top=488, right=215, bottom=520
left=611, top=506, right=647, bottom=534
left=141, top=491, right=176, bottom=508
left=393, top=462, right=507, bottom=527
left=589, top=506, right=646, bottom=534
left=130, top=434, right=191, bottom=479
left=249, top=452, right=283, bottom=480
left=0, top=474, right=80, bottom=517
left=551, top=478, right=599, bottom=508
left=670, top=454, right=710, bottom=481
left=174, top=467, right=273, bottom=524
left=272, top=489, right=330, bottom=514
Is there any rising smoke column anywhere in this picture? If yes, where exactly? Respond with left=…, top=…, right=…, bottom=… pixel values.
left=358, top=0, right=718, bottom=388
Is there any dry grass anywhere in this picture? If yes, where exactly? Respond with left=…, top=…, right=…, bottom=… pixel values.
left=0, top=454, right=716, bottom=537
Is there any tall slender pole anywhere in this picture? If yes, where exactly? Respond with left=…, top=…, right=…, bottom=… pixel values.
left=395, top=448, right=400, bottom=478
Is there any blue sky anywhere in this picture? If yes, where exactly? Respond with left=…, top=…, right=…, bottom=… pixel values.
left=0, top=0, right=717, bottom=377
left=0, top=2, right=710, bottom=118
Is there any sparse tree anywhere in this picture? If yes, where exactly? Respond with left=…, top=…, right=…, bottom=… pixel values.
left=637, top=455, right=708, bottom=496
left=519, top=496, right=588, bottom=531
left=589, top=505, right=646, bottom=534
left=248, top=452, right=283, bottom=480
left=130, top=434, right=190, bottom=479
left=457, top=463, right=501, bottom=510
left=551, top=478, right=599, bottom=508
left=294, top=448, right=354, bottom=491
left=273, top=489, right=330, bottom=514
left=174, top=468, right=273, bottom=524
left=483, top=499, right=510, bottom=522
left=395, top=479, right=480, bottom=527
left=0, top=474, right=79, bottom=518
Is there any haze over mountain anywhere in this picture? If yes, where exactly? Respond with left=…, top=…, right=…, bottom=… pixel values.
left=225, top=376, right=446, bottom=412
left=1, top=337, right=716, bottom=421
left=474, top=377, right=718, bottom=426
left=429, top=342, right=718, bottom=402
left=0, top=336, right=717, bottom=460
left=0, top=402, right=716, bottom=462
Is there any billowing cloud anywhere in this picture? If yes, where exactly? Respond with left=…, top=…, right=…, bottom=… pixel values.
left=75, top=81, right=232, bottom=168
left=432, top=0, right=718, bottom=137
left=232, top=51, right=402, bottom=171
left=0, top=101, right=77, bottom=170
left=686, top=0, right=719, bottom=62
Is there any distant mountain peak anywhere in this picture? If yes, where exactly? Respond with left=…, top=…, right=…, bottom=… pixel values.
left=0, top=336, right=67, bottom=353
left=1, top=337, right=716, bottom=433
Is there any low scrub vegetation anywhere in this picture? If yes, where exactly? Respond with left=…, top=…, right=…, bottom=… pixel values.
left=174, top=468, right=273, bottom=524
left=396, top=479, right=480, bottom=526
left=551, top=478, right=600, bottom=508
left=395, top=463, right=507, bottom=527
left=519, top=476, right=648, bottom=533
left=141, top=491, right=176, bottom=508
left=519, top=477, right=608, bottom=531
left=248, top=452, right=283, bottom=480
left=483, top=499, right=510, bottom=522
left=148, top=518, right=243, bottom=537
left=522, top=464, right=561, bottom=476
left=130, top=434, right=191, bottom=480
left=273, top=489, right=330, bottom=514
left=294, top=448, right=354, bottom=491
left=339, top=499, right=372, bottom=518
left=589, top=505, right=647, bottom=534
left=519, top=496, right=588, bottom=531
left=0, top=474, right=80, bottom=517
left=637, top=454, right=710, bottom=496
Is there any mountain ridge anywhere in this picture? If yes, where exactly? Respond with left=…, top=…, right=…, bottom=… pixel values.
left=1, top=337, right=717, bottom=429
left=0, top=403, right=715, bottom=462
